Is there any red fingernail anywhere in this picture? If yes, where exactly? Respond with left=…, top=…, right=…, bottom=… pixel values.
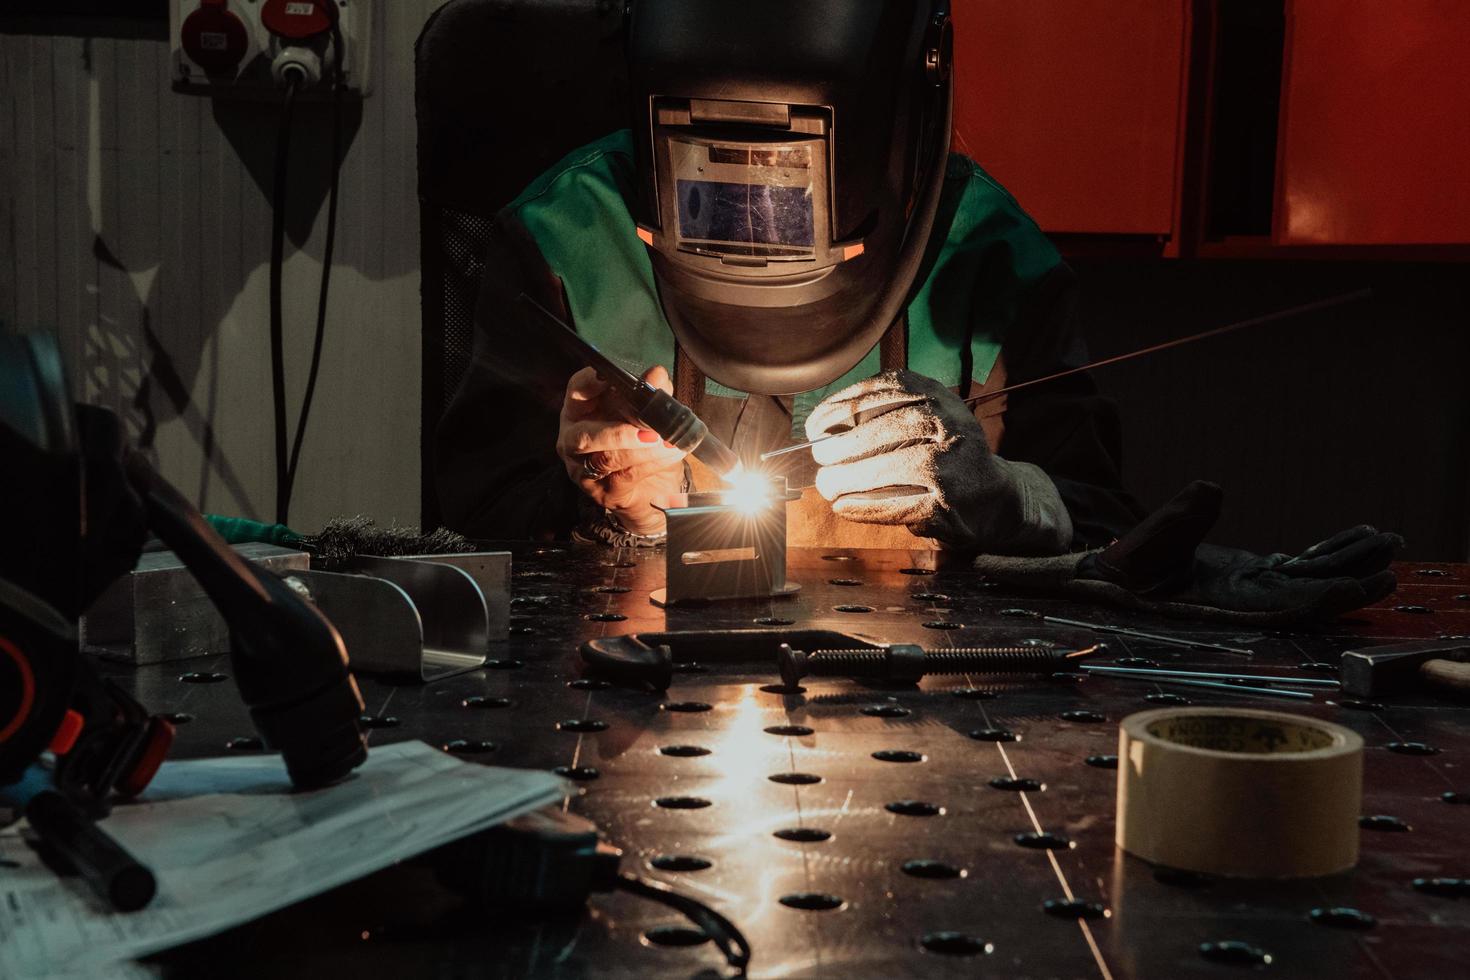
left=638, top=429, right=658, bottom=443
left=663, top=440, right=675, bottom=449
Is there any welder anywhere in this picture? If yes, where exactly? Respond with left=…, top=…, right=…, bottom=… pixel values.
left=436, top=0, right=1400, bottom=623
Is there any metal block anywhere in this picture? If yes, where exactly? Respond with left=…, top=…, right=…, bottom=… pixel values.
left=651, top=484, right=801, bottom=607
left=81, top=543, right=309, bottom=665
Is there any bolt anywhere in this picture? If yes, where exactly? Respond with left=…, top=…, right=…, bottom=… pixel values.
left=777, top=643, right=1102, bottom=688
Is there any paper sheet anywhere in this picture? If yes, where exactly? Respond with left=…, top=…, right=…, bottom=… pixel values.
left=0, top=741, right=564, bottom=979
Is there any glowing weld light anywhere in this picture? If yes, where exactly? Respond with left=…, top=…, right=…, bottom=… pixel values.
left=720, top=467, right=773, bottom=516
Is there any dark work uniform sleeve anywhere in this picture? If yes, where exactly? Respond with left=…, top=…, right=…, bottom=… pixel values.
left=998, top=263, right=1147, bottom=549
left=434, top=218, right=585, bottom=540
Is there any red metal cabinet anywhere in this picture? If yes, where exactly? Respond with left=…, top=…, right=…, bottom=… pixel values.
left=1277, top=0, right=1470, bottom=245
left=951, top=1, right=1189, bottom=235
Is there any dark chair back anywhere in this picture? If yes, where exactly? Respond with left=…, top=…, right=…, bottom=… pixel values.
left=415, top=0, right=630, bottom=526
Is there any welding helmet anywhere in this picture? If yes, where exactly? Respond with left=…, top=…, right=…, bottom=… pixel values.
left=628, top=0, right=953, bottom=396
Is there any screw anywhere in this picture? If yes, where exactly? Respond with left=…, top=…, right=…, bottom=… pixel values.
left=778, top=643, right=1102, bottom=687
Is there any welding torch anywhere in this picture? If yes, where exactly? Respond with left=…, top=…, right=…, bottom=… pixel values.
left=519, top=294, right=742, bottom=480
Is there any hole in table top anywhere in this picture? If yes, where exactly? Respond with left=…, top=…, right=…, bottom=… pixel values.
left=899, top=568, right=936, bottom=576
left=226, top=736, right=263, bottom=751
left=514, top=570, right=555, bottom=580
left=661, top=701, right=712, bottom=713
left=442, top=739, right=496, bottom=754
left=1359, top=814, right=1410, bottom=832
left=654, top=796, right=711, bottom=810
left=829, top=578, right=863, bottom=586
left=601, top=560, right=636, bottom=569
left=1043, top=899, right=1110, bottom=920
left=780, top=893, right=844, bottom=911
left=1387, top=741, right=1439, bottom=756
left=1309, top=907, right=1376, bottom=930
left=887, top=800, right=943, bottom=817
left=179, top=671, right=228, bottom=684
left=988, top=777, right=1044, bottom=792
left=557, top=719, right=608, bottom=733
left=1199, top=941, right=1272, bottom=967
left=861, top=704, right=910, bottom=718
left=1115, top=657, right=1161, bottom=668
left=922, top=621, right=963, bottom=630
left=765, top=724, right=814, bottom=737
left=553, top=765, right=599, bottom=781
left=659, top=745, right=711, bottom=757
left=461, top=696, right=511, bottom=710
left=821, top=554, right=858, bottom=562
left=969, top=728, right=1019, bottom=742
left=773, top=827, right=831, bottom=843
left=919, top=933, right=993, bottom=957
left=951, top=688, right=997, bottom=700
left=754, top=616, right=795, bottom=626
left=873, top=750, right=924, bottom=763
left=1059, top=710, right=1105, bottom=723
left=1085, top=754, right=1118, bottom=769
left=1014, top=832, right=1073, bottom=850
left=672, top=662, right=708, bottom=674
left=650, top=855, right=713, bottom=873
left=911, top=592, right=951, bottom=603
left=834, top=604, right=873, bottom=614
left=590, top=585, right=630, bottom=594
left=902, top=860, right=965, bottom=880
left=160, top=712, right=194, bottom=725
left=768, top=773, right=822, bottom=785
left=585, top=612, right=627, bottom=622
left=567, top=679, right=610, bottom=691
left=1297, top=661, right=1336, bottom=673
left=484, top=658, right=524, bottom=670
left=1147, top=692, right=1190, bottom=705
left=760, top=683, right=806, bottom=695
left=642, top=925, right=709, bottom=947
left=358, top=714, right=399, bottom=728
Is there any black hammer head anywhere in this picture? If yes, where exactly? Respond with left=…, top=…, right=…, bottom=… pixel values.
left=1340, top=639, right=1470, bottom=698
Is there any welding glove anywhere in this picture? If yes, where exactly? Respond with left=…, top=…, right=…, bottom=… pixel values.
left=973, top=480, right=1403, bottom=625
left=557, top=365, right=688, bottom=537
left=806, top=370, right=1072, bottom=554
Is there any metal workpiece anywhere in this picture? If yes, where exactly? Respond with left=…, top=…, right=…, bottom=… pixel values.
left=1080, top=665, right=1341, bottom=688
left=651, top=484, right=802, bottom=607
left=100, top=545, right=1470, bottom=979
left=82, top=543, right=310, bottom=664
left=779, top=642, right=1100, bottom=687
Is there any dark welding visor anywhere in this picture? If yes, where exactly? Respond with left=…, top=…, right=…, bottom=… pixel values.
left=629, top=0, right=952, bottom=396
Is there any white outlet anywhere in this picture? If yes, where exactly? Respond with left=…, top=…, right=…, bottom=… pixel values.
left=170, top=0, right=373, bottom=98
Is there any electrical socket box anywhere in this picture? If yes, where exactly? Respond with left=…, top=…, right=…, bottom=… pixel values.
left=170, top=0, right=372, bottom=98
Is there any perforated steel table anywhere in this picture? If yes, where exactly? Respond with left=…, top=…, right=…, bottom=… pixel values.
left=105, top=545, right=1470, bottom=978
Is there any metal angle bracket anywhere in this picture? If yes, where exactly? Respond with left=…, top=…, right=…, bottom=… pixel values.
left=650, top=486, right=802, bottom=607
left=288, top=551, right=509, bottom=682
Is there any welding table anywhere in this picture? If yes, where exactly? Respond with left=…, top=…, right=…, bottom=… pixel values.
left=102, top=545, right=1470, bottom=978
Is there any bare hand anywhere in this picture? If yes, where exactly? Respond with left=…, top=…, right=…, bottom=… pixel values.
left=556, top=365, right=687, bottom=535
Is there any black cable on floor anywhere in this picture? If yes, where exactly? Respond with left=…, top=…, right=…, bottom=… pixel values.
left=270, top=71, right=302, bottom=525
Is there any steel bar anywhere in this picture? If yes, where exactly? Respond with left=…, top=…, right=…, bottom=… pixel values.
left=1081, top=665, right=1339, bottom=688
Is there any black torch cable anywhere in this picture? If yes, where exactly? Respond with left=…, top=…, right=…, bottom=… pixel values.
left=615, top=872, right=752, bottom=975
left=284, top=26, right=345, bottom=511
left=270, top=70, right=302, bottom=524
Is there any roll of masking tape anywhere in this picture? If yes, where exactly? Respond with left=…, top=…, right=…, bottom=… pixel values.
left=1116, top=708, right=1363, bottom=878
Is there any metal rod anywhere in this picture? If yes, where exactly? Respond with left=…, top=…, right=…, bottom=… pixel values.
left=1147, top=677, right=1315, bottom=701
left=1092, top=672, right=1315, bottom=700
left=762, top=289, right=1372, bottom=462
left=1081, top=665, right=1338, bottom=688
left=1038, top=615, right=1255, bottom=656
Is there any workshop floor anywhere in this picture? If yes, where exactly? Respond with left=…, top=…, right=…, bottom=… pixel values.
left=108, top=546, right=1470, bottom=978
